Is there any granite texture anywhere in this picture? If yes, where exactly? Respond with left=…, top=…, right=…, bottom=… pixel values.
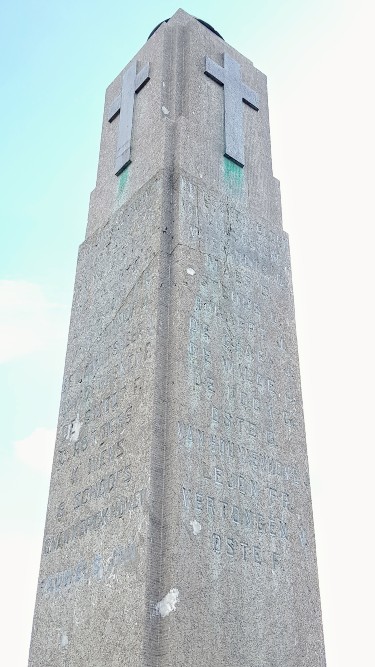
left=29, top=9, right=326, bottom=667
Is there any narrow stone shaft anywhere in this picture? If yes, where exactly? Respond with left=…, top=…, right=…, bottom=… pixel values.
left=29, top=10, right=326, bottom=667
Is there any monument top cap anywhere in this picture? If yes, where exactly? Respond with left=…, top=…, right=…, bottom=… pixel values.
left=147, top=16, right=223, bottom=41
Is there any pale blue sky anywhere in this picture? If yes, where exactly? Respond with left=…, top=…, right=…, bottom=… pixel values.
left=1, top=1, right=374, bottom=665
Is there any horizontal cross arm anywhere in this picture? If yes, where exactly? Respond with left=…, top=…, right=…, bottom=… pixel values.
left=242, top=84, right=259, bottom=111
left=204, top=56, right=224, bottom=86
left=135, top=62, right=150, bottom=93
left=108, top=94, right=121, bottom=122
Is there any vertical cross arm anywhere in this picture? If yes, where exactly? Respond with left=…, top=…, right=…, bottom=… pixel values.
left=204, top=52, right=260, bottom=168
left=112, top=64, right=136, bottom=175
left=107, top=60, right=151, bottom=176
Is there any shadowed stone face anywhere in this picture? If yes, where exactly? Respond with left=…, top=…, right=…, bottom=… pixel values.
left=147, top=16, right=224, bottom=40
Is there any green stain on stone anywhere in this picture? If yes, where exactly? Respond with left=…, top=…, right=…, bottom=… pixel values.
left=117, top=167, right=129, bottom=200
left=224, top=157, right=243, bottom=191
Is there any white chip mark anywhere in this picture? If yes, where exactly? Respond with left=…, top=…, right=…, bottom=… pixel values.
left=66, top=414, right=82, bottom=443
left=156, top=588, right=179, bottom=618
left=61, top=633, right=69, bottom=648
left=161, top=106, right=170, bottom=115
left=190, top=519, right=201, bottom=535
left=186, top=267, right=195, bottom=276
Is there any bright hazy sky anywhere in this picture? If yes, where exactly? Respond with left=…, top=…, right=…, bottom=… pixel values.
left=0, top=1, right=374, bottom=665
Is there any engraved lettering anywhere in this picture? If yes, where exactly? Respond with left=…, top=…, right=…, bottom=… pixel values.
left=213, top=533, right=221, bottom=553
left=195, top=492, right=203, bottom=512
left=207, top=496, right=215, bottom=515
left=226, top=537, right=235, bottom=556
left=253, top=545, right=262, bottom=564
left=214, top=467, right=223, bottom=485
left=272, top=552, right=280, bottom=569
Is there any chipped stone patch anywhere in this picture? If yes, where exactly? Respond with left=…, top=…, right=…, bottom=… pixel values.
left=66, top=414, right=82, bottom=443
left=190, top=519, right=201, bottom=535
left=156, top=588, right=179, bottom=618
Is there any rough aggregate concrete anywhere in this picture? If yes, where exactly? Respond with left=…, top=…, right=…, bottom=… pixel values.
left=29, top=10, right=326, bottom=667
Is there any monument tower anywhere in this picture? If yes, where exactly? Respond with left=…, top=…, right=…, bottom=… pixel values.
left=29, top=10, right=326, bottom=667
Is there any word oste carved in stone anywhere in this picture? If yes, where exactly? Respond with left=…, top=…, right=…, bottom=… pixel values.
left=108, top=60, right=150, bottom=175
left=205, top=53, right=259, bottom=167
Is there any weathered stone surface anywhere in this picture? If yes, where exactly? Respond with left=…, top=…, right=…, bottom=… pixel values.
left=29, top=9, right=326, bottom=667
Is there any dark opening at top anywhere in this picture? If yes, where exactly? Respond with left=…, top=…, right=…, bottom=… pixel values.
left=148, top=17, right=223, bottom=41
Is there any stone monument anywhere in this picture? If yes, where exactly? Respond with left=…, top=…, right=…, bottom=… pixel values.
left=29, top=10, right=326, bottom=667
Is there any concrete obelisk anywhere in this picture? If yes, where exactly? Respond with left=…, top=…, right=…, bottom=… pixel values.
left=29, top=10, right=326, bottom=667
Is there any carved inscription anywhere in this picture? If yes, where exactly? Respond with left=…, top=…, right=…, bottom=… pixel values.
left=43, top=489, right=145, bottom=555
left=57, top=403, right=133, bottom=467
left=40, top=543, right=136, bottom=596
left=187, top=270, right=300, bottom=446
left=182, top=488, right=288, bottom=536
left=73, top=466, right=131, bottom=510
left=180, top=175, right=290, bottom=287
left=51, top=318, right=152, bottom=556
left=61, top=312, right=153, bottom=422
left=88, top=438, right=125, bottom=473
left=178, top=422, right=300, bottom=485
